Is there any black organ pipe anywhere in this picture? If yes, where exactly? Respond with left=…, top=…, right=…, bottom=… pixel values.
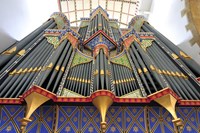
left=46, top=42, right=71, bottom=91
left=0, top=38, right=55, bottom=97
left=129, top=48, right=151, bottom=94
left=0, top=39, right=47, bottom=91
left=150, top=43, right=200, bottom=99
left=130, top=45, right=158, bottom=92
left=95, top=52, right=100, bottom=90
left=78, top=26, right=88, bottom=41
left=0, top=19, right=54, bottom=68
left=104, top=56, right=110, bottom=90
left=3, top=40, right=50, bottom=97
left=133, top=42, right=168, bottom=89
left=142, top=25, right=200, bottom=89
left=82, top=64, right=87, bottom=95
left=0, top=22, right=56, bottom=79
left=100, top=50, right=105, bottom=89
left=36, top=40, right=68, bottom=86
left=53, top=46, right=73, bottom=93
left=146, top=44, right=189, bottom=99
left=113, top=64, right=122, bottom=95
left=15, top=44, right=54, bottom=97
left=143, top=22, right=200, bottom=76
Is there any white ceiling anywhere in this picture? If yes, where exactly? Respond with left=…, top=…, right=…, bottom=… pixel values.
left=59, top=0, right=144, bottom=28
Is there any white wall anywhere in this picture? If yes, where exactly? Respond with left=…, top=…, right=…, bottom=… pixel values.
left=179, top=41, right=200, bottom=65
left=0, top=0, right=58, bottom=53
left=148, top=0, right=192, bottom=45
left=147, top=0, right=200, bottom=65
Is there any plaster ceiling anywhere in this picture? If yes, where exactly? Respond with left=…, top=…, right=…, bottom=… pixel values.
left=58, top=0, right=152, bottom=28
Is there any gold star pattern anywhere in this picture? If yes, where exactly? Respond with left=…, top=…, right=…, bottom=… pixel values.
left=186, top=126, right=192, bottom=132
left=132, top=109, right=137, bottom=113
left=139, top=117, right=143, bottom=122
left=67, top=108, right=72, bottom=114
left=111, top=108, right=115, bottom=114
left=17, top=117, right=21, bottom=122
left=60, top=117, right=64, bottom=122
left=117, top=117, right=121, bottom=122
left=126, top=117, right=131, bottom=122
left=47, top=117, right=52, bottom=122
left=65, top=126, right=71, bottom=132
left=6, top=125, right=12, bottom=132
left=166, top=116, right=171, bottom=122
left=183, top=109, right=188, bottom=114
left=190, top=117, right=195, bottom=122
left=95, top=118, right=100, bottom=122
left=73, top=117, right=78, bottom=122
left=151, top=117, right=155, bottom=122
left=3, top=116, right=7, bottom=121
left=83, top=117, right=87, bottom=122
left=133, top=126, right=138, bottom=132
left=88, top=126, right=94, bottom=133
left=10, top=108, right=15, bottom=113
left=89, top=108, right=94, bottom=113
left=111, top=126, right=116, bottom=132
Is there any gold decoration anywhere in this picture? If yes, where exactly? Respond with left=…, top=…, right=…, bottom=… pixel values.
left=55, top=65, right=60, bottom=71
left=22, top=68, right=28, bottom=73
left=17, top=49, right=26, bottom=56
left=92, top=95, right=113, bottom=133
left=150, top=65, right=156, bottom=71
left=20, top=87, right=50, bottom=132
left=180, top=51, right=191, bottom=59
left=2, top=47, right=17, bottom=55
left=37, top=67, right=42, bottom=71
left=32, top=67, right=38, bottom=72
left=171, top=53, right=179, bottom=59
left=138, top=68, right=142, bottom=74
left=166, top=71, right=172, bottom=76
left=61, top=67, right=65, bottom=72
left=28, top=68, right=33, bottom=73
left=99, top=34, right=103, bottom=42
left=106, top=70, right=110, bottom=76
left=116, top=80, right=119, bottom=84
left=143, top=68, right=148, bottom=73
left=157, top=69, right=162, bottom=74
left=171, top=72, right=176, bottom=76
left=46, top=63, right=53, bottom=69
left=16, top=69, right=23, bottom=74
left=154, top=93, right=183, bottom=132
left=94, top=70, right=98, bottom=75
left=176, top=72, right=181, bottom=77
left=100, top=69, right=104, bottom=75
left=162, top=70, right=167, bottom=75
left=9, top=69, right=17, bottom=75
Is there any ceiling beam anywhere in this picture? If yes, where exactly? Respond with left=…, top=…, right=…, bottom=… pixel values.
left=74, top=0, right=78, bottom=27
left=119, top=0, right=124, bottom=27
left=90, top=0, right=92, bottom=13
left=57, top=0, right=62, bottom=12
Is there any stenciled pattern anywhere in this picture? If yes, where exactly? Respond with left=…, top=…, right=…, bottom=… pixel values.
left=111, top=52, right=132, bottom=70
left=141, top=39, right=153, bottom=51
left=46, top=36, right=60, bottom=48
left=0, top=105, right=25, bottom=133
left=70, top=51, right=93, bottom=68
left=86, top=34, right=116, bottom=50
left=1, top=105, right=200, bottom=133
